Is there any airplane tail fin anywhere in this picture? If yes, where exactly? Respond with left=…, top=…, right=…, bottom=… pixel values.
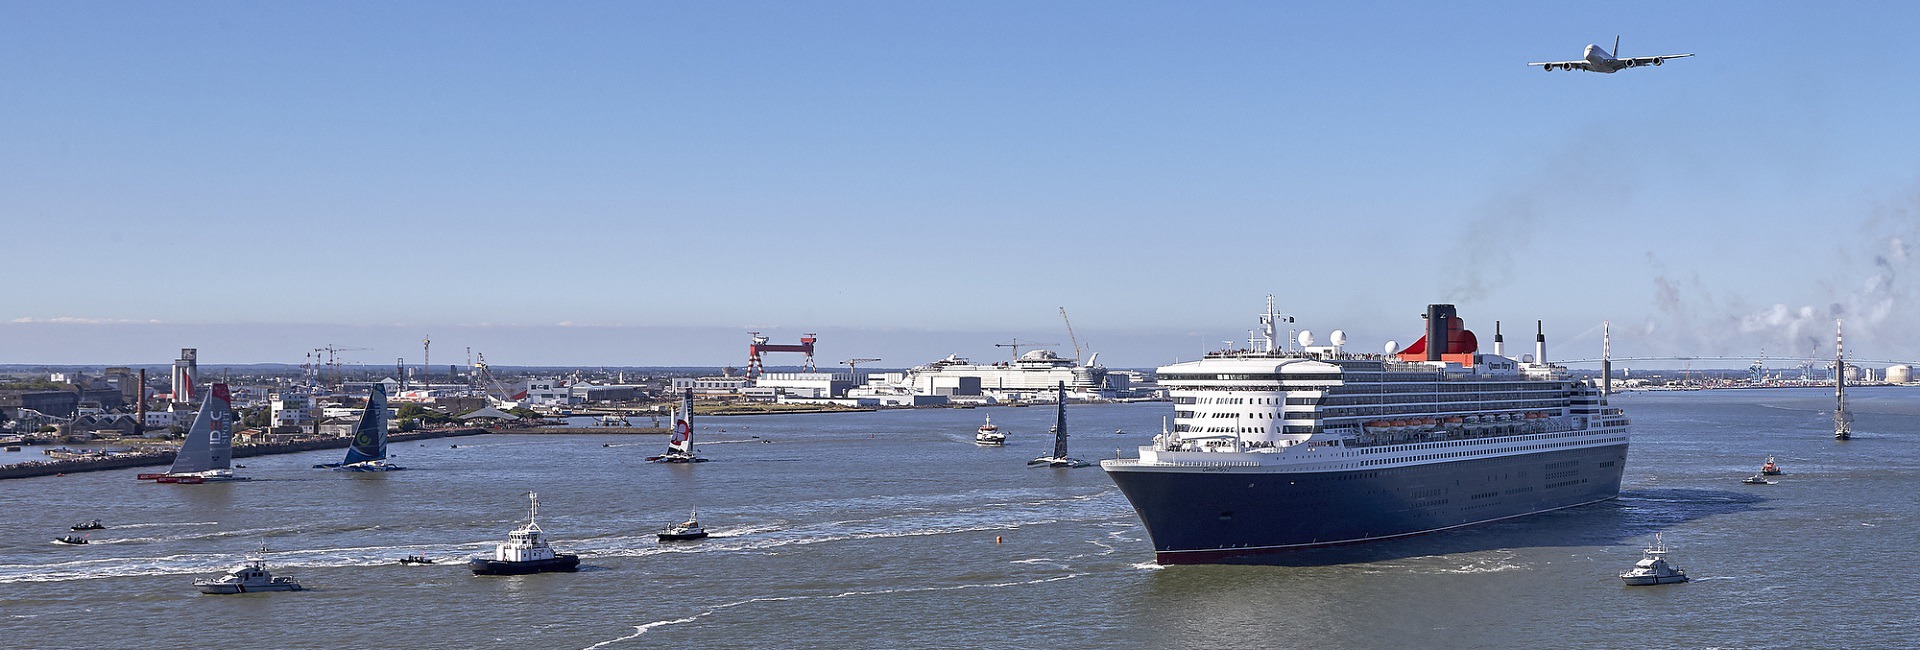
left=1613, top=35, right=1620, bottom=58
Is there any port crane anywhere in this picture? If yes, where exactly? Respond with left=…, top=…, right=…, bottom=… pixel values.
left=840, top=358, right=882, bottom=387
left=1060, top=308, right=1084, bottom=362
left=312, top=345, right=372, bottom=390
left=995, top=338, right=1058, bottom=361
left=746, top=332, right=818, bottom=379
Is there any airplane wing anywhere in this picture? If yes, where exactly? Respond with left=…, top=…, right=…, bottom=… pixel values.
left=1527, top=60, right=1591, bottom=71
left=1619, top=53, right=1693, bottom=68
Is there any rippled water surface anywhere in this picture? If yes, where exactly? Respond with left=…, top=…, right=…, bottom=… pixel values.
left=4, top=391, right=1918, bottom=649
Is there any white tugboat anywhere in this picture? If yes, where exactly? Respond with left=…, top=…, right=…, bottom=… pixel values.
left=657, top=509, right=709, bottom=541
left=195, top=547, right=304, bottom=594
left=468, top=492, right=580, bottom=575
left=1620, top=534, right=1689, bottom=586
left=975, top=415, right=1005, bottom=446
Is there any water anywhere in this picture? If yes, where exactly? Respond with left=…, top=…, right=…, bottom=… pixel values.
left=4, top=390, right=1918, bottom=649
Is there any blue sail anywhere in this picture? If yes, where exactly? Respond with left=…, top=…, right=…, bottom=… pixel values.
left=341, top=384, right=389, bottom=465
left=1052, top=382, right=1069, bottom=460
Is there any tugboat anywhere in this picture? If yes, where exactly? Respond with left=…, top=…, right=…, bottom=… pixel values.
left=1741, top=473, right=1773, bottom=485
left=70, top=519, right=105, bottom=531
left=195, top=547, right=304, bottom=594
left=975, top=415, right=1005, bottom=446
left=468, top=492, right=580, bottom=575
left=657, top=509, right=709, bottom=541
left=1027, top=382, right=1090, bottom=468
left=398, top=554, right=436, bottom=565
left=1620, top=534, right=1689, bottom=586
left=53, top=534, right=89, bottom=545
left=1761, top=455, right=1783, bottom=475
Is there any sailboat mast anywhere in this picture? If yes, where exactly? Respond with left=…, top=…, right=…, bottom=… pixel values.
left=1835, top=319, right=1851, bottom=440
left=1053, top=382, right=1069, bottom=459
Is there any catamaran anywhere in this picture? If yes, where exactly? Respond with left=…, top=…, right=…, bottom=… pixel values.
left=1029, top=382, right=1089, bottom=468
left=137, top=383, right=248, bottom=484
left=313, top=384, right=404, bottom=471
left=647, top=389, right=708, bottom=463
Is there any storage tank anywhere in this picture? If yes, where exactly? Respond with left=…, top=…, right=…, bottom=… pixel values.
left=1886, top=365, right=1913, bottom=384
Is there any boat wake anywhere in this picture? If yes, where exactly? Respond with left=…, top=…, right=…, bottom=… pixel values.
left=112, top=521, right=220, bottom=529
left=581, top=573, right=1086, bottom=649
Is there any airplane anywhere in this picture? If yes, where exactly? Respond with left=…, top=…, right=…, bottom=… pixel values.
left=1528, top=36, right=1691, bottom=73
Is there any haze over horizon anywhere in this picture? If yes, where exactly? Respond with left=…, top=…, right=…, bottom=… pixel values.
left=7, top=2, right=1920, bottom=368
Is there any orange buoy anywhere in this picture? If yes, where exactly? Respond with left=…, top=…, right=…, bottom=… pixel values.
left=995, top=536, right=1003, bottom=544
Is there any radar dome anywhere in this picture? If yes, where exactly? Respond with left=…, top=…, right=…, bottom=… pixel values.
left=1330, top=330, right=1348, bottom=346
left=1298, top=330, right=1315, bottom=347
left=1384, top=340, right=1398, bottom=354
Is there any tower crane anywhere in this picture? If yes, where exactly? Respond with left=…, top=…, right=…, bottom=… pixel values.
left=840, top=358, right=882, bottom=390
left=313, top=345, right=372, bottom=390
left=1060, top=307, right=1084, bottom=362
left=995, top=339, right=1058, bottom=361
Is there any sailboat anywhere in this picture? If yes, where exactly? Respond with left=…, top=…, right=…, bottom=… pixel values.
left=313, top=384, right=404, bottom=471
left=1028, top=382, right=1089, bottom=468
left=138, top=383, right=248, bottom=483
left=646, top=389, right=708, bottom=463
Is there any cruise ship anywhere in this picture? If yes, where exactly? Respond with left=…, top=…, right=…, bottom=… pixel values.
left=1102, top=300, right=1629, bottom=564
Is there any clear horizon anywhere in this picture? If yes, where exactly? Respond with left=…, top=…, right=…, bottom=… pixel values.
left=7, top=2, right=1919, bottom=367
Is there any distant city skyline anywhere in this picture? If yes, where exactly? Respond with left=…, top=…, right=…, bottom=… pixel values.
left=7, top=3, right=1920, bottom=366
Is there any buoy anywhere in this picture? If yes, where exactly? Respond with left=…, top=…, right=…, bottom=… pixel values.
left=995, top=536, right=1002, bottom=544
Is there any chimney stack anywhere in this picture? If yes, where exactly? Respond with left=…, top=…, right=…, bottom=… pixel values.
left=1493, top=321, right=1505, bottom=357
left=1425, top=304, right=1456, bottom=362
left=1535, top=320, right=1547, bottom=364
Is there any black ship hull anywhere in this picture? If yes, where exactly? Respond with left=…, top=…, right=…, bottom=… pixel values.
left=467, top=554, right=580, bottom=575
left=1106, top=444, right=1628, bottom=564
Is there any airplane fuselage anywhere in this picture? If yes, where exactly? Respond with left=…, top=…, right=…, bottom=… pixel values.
left=1583, top=45, right=1623, bottom=73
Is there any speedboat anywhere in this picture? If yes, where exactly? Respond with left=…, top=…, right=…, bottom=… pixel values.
left=1620, top=534, right=1689, bottom=586
left=70, top=519, right=105, bottom=531
left=975, top=415, right=1005, bottom=446
left=1741, top=473, right=1772, bottom=485
left=1760, top=455, right=1783, bottom=475
left=468, top=492, right=580, bottom=575
left=53, top=534, right=89, bottom=545
left=195, top=549, right=303, bottom=594
left=398, top=554, right=436, bottom=565
left=657, top=510, right=709, bottom=541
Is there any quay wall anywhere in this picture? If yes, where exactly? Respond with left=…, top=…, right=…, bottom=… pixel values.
left=0, top=428, right=487, bottom=480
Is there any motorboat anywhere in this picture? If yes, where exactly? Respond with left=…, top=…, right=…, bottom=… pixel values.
left=70, top=519, right=105, bottom=531
left=1760, top=455, right=1783, bottom=475
left=1620, top=534, right=1689, bottom=586
left=398, top=555, right=436, bottom=565
left=657, top=509, right=709, bottom=541
left=53, top=534, right=89, bottom=545
left=1742, top=474, right=1773, bottom=485
left=195, top=548, right=303, bottom=594
left=975, top=415, right=1005, bottom=446
left=468, top=492, right=581, bottom=575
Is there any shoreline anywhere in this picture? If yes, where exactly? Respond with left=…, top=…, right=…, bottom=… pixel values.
left=0, top=428, right=487, bottom=480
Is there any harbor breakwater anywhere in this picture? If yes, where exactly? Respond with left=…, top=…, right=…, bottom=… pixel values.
left=0, top=428, right=488, bottom=480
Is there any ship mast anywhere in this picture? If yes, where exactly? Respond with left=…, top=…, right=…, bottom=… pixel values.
left=1835, top=319, right=1851, bottom=440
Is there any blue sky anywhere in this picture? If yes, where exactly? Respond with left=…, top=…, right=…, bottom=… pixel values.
left=5, top=1, right=1920, bottom=368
